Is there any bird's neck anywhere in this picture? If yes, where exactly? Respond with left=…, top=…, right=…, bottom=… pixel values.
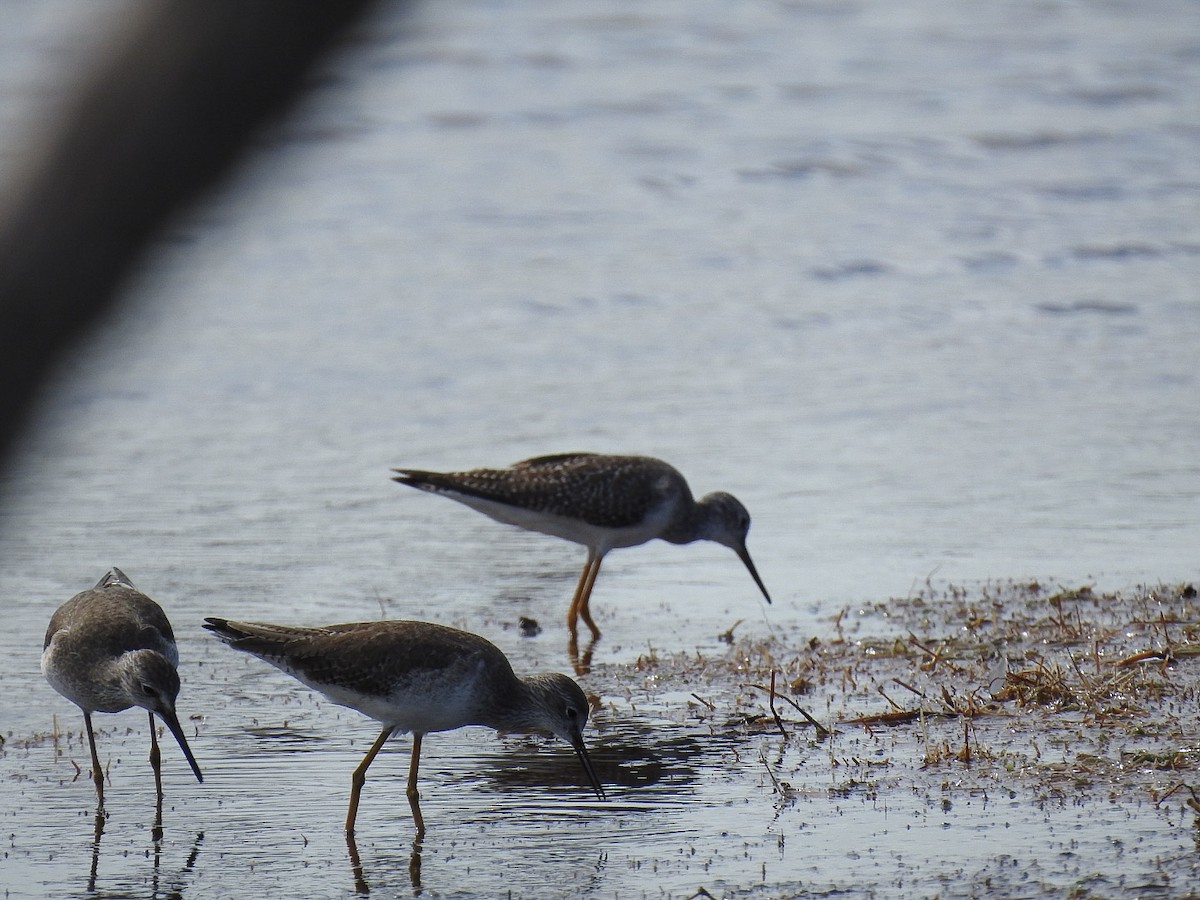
left=473, top=671, right=536, bottom=733
left=86, top=655, right=146, bottom=713
left=482, top=674, right=557, bottom=735
left=660, top=497, right=709, bottom=545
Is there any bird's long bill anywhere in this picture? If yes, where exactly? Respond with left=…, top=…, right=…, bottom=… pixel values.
left=737, top=546, right=772, bottom=604
left=570, top=730, right=606, bottom=802
left=159, top=707, right=204, bottom=783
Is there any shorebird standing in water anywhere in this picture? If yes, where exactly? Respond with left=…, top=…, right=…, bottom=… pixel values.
left=41, top=568, right=204, bottom=807
left=203, top=616, right=605, bottom=835
left=392, top=452, right=772, bottom=640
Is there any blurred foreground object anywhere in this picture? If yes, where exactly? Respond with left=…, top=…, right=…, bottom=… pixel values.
left=0, top=0, right=384, bottom=466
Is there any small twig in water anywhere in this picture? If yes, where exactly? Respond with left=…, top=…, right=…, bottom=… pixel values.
left=878, top=685, right=903, bottom=711
left=758, top=752, right=796, bottom=802
left=1115, top=648, right=1175, bottom=668
left=769, top=670, right=787, bottom=739
left=892, top=677, right=926, bottom=699
left=955, top=718, right=972, bottom=764
left=908, top=631, right=945, bottom=672
left=747, top=677, right=831, bottom=737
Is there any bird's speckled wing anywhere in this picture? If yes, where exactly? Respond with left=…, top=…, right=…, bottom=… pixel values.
left=394, top=453, right=687, bottom=529
left=203, top=618, right=505, bottom=699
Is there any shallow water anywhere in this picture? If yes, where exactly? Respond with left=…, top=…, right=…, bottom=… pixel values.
left=1, top=0, right=1199, bottom=896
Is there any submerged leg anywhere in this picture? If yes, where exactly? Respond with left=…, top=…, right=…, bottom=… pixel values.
left=346, top=726, right=396, bottom=834
left=405, top=733, right=425, bottom=836
left=567, top=552, right=603, bottom=639
left=83, top=711, right=105, bottom=807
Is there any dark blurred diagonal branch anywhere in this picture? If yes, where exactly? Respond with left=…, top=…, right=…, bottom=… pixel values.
left=0, top=0, right=388, bottom=466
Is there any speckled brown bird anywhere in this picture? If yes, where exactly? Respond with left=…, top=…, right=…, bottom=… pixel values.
left=391, top=452, right=771, bottom=639
left=203, top=616, right=605, bottom=835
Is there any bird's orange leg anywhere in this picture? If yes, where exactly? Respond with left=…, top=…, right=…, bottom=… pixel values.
left=405, top=733, right=425, bottom=836
left=346, top=725, right=395, bottom=834
left=566, top=552, right=594, bottom=636
left=576, top=556, right=603, bottom=640
left=83, top=711, right=105, bottom=808
left=567, top=552, right=603, bottom=639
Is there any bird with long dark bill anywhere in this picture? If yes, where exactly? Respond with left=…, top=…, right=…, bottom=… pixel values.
left=392, top=452, right=771, bottom=639
left=203, top=616, right=605, bottom=835
left=42, top=568, right=203, bottom=807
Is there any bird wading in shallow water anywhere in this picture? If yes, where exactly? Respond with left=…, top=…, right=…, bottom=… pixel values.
left=203, top=616, right=605, bottom=835
left=41, top=568, right=203, bottom=808
left=391, top=452, right=772, bottom=640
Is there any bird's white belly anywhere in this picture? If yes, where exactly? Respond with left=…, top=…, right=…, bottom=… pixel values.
left=313, top=674, right=482, bottom=734
left=458, top=494, right=673, bottom=553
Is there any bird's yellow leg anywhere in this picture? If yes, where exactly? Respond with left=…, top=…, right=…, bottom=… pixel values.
left=83, top=711, right=105, bottom=808
left=405, top=733, right=425, bottom=836
left=566, top=552, right=597, bottom=637
left=576, top=555, right=603, bottom=639
left=346, top=726, right=395, bottom=834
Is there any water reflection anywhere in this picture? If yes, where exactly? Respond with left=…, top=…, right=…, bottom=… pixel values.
left=159, top=830, right=204, bottom=900
left=568, top=634, right=596, bottom=675
left=85, top=800, right=203, bottom=897
left=477, top=721, right=750, bottom=798
left=347, top=830, right=423, bottom=896
left=345, top=830, right=369, bottom=894
left=87, top=807, right=104, bottom=893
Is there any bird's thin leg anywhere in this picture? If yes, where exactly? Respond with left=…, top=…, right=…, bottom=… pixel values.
left=576, top=554, right=604, bottom=640
left=346, top=726, right=395, bottom=834
left=405, top=733, right=425, bottom=836
left=148, top=712, right=165, bottom=840
left=83, top=711, right=105, bottom=808
left=566, top=552, right=594, bottom=636
left=148, top=712, right=164, bottom=801
left=567, top=551, right=603, bottom=639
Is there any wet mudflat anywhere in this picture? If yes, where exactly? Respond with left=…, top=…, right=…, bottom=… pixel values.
left=4, top=580, right=1197, bottom=897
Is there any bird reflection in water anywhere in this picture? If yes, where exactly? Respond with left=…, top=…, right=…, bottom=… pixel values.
left=347, top=830, right=423, bottom=895
left=86, top=802, right=203, bottom=896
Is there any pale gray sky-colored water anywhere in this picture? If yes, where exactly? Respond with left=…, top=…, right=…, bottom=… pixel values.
left=1, top=1, right=1198, bottom=896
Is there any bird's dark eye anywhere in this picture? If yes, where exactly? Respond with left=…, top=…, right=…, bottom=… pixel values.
left=565, top=706, right=579, bottom=722
left=140, top=683, right=158, bottom=698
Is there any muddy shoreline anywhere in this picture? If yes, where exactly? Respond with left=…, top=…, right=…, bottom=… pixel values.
left=5, top=580, right=1199, bottom=897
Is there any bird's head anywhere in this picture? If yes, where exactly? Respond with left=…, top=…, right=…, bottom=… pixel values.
left=697, top=491, right=772, bottom=604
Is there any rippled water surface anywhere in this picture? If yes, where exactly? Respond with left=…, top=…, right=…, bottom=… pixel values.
left=1, top=0, right=1198, bottom=896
